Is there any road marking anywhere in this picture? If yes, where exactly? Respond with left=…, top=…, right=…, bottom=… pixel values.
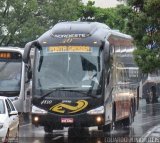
left=20, top=123, right=31, bottom=127
left=52, top=136, right=63, bottom=140
left=141, top=125, right=160, bottom=142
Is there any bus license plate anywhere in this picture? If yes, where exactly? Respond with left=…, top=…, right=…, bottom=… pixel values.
left=61, top=118, right=74, bottom=123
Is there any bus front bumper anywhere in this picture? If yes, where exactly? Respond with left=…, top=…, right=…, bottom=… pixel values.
left=31, top=113, right=104, bottom=128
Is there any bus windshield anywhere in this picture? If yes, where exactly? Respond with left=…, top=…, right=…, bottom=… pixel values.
left=0, top=53, right=22, bottom=93
left=34, top=46, right=102, bottom=96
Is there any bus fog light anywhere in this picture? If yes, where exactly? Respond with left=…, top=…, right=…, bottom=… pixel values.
left=96, top=116, right=102, bottom=123
left=34, top=116, right=39, bottom=122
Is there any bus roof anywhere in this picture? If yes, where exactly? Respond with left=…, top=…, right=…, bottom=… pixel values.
left=0, top=47, right=24, bottom=54
left=37, top=21, right=133, bottom=47
left=51, top=21, right=111, bottom=35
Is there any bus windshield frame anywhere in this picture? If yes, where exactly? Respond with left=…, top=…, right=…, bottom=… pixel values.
left=33, top=45, right=103, bottom=97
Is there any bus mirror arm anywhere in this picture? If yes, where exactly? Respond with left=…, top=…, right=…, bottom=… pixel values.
left=103, top=41, right=110, bottom=64
left=28, top=70, right=32, bottom=80
left=25, top=65, right=32, bottom=83
left=23, top=40, right=39, bottom=63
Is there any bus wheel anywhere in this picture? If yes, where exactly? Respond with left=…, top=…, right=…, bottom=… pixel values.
left=44, top=126, right=53, bottom=133
left=102, top=123, right=113, bottom=132
left=152, top=95, right=158, bottom=103
left=149, top=91, right=154, bottom=103
left=146, top=98, right=150, bottom=104
left=148, top=86, right=157, bottom=104
left=98, top=126, right=103, bottom=130
left=153, top=98, right=158, bottom=103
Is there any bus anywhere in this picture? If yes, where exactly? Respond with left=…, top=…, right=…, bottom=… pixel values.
left=22, top=22, right=139, bottom=133
left=142, top=71, right=160, bottom=104
left=0, top=47, right=32, bottom=114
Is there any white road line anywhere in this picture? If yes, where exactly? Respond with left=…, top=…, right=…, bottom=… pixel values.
left=141, top=125, right=160, bottom=142
left=52, top=136, right=63, bottom=140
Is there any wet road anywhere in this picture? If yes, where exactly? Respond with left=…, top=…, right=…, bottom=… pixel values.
left=19, top=99, right=160, bottom=143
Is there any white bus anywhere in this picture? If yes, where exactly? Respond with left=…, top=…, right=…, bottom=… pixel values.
left=0, top=47, right=32, bottom=113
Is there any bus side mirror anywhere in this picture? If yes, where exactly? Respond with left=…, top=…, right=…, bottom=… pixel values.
left=103, top=41, right=110, bottom=64
left=23, top=40, right=38, bottom=63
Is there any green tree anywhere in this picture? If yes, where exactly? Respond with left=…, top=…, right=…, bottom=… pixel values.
left=0, top=0, right=43, bottom=46
left=79, top=2, right=128, bottom=31
left=80, top=0, right=160, bottom=73
left=0, top=0, right=82, bottom=47
left=126, top=0, right=160, bottom=73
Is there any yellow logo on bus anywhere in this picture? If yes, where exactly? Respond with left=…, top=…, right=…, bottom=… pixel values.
left=49, top=100, right=88, bottom=114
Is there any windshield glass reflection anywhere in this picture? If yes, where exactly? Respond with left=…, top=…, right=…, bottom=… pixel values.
left=34, top=46, right=102, bottom=96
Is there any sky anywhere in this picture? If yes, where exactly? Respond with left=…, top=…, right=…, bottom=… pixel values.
left=82, top=0, right=126, bottom=8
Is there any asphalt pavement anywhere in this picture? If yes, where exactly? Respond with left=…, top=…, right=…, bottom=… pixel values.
left=19, top=99, right=160, bottom=143
left=141, top=125, right=160, bottom=143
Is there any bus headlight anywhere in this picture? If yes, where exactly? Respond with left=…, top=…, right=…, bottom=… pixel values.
left=32, top=106, right=47, bottom=114
left=87, top=106, right=104, bottom=115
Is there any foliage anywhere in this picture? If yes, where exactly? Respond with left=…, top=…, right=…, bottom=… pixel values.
left=127, top=0, right=160, bottom=73
left=79, top=2, right=128, bottom=32
left=1, top=0, right=159, bottom=73
left=0, top=0, right=82, bottom=47
left=80, top=0, right=160, bottom=73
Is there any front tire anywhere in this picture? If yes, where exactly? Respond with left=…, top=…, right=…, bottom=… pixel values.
left=102, top=123, right=113, bottom=132
left=44, top=126, right=53, bottom=133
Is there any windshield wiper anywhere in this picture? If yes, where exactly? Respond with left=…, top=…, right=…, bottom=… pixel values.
left=40, top=86, right=99, bottom=99
left=40, top=87, right=84, bottom=99
left=87, top=94, right=99, bottom=99
left=38, top=48, right=43, bottom=72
